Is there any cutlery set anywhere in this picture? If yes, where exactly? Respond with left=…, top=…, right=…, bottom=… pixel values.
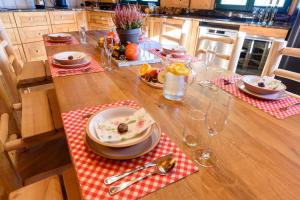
left=104, top=153, right=176, bottom=195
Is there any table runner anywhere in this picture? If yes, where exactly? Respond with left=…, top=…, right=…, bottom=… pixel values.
left=213, top=75, right=300, bottom=119
left=48, top=56, right=104, bottom=77
left=61, top=100, right=198, bottom=200
left=148, top=49, right=202, bottom=62
left=43, top=36, right=79, bottom=47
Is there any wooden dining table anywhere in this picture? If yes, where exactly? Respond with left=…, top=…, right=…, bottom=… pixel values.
left=45, top=31, right=300, bottom=200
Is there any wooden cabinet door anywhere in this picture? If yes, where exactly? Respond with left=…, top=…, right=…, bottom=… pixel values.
left=12, top=45, right=26, bottom=64
left=190, top=0, right=215, bottom=10
left=14, top=12, right=50, bottom=27
left=52, top=24, right=77, bottom=33
left=49, top=11, right=76, bottom=25
left=6, top=28, right=21, bottom=45
left=19, top=26, right=51, bottom=43
left=0, top=12, right=16, bottom=28
left=149, top=17, right=166, bottom=42
left=75, top=11, right=87, bottom=30
left=160, top=0, right=189, bottom=8
left=23, top=41, right=47, bottom=62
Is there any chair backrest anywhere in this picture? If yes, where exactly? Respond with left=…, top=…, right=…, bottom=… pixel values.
left=195, top=31, right=246, bottom=72
left=159, top=22, right=188, bottom=46
left=262, top=39, right=300, bottom=83
left=0, top=113, right=9, bottom=152
left=0, top=20, right=22, bottom=76
left=0, top=42, right=20, bottom=105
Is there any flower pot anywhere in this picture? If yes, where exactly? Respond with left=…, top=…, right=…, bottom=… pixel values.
left=116, top=28, right=141, bottom=44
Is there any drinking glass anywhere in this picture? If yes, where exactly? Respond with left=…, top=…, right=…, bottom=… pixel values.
left=192, top=90, right=231, bottom=168
left=198, top=46, right=216, bottom=87
left=79, top=25, right=87, bottom=44
left=183, top=109, right=206, bottom=147
left=104, top=36, right=114, bottom=71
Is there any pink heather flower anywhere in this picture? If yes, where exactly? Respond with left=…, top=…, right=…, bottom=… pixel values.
left=113, top=4, right=143, bottom=30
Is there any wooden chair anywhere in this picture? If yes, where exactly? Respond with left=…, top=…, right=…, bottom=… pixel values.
left=0, top=20, right=52, bottom=89
left=195, top=32, right=246, bottom=72
left=159, top=22, right=188, bottom=46
left=262, top=39, right=300, bottom=84
left=0, top=41, right=63, bottom=141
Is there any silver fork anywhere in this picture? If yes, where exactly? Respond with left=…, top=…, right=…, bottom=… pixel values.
left=279, top=102, right=300, bottom=111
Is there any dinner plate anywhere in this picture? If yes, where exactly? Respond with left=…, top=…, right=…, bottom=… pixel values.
left=48, top=33, right=72, bottom=42
left=52, top=56, right=91, bottom=69
left=53, top=51, right=86, bottom=65
left=84, top=123, right=161, bottom=160
left=86, top=106, right=154, bottom=148
left=140, top=77, right=163, bottom=89
left=237, top=81, right=287, bottom=101
left=161, top=44, right=186, bottom=54
left=242, top=75, right=286, bottom=95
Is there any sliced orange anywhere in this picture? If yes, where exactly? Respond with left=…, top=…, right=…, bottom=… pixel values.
left=158, top=70, right=166, bottom=84
left=139, top=63, right=151, bottom=76
left=174, top=65, right=189, bottom=76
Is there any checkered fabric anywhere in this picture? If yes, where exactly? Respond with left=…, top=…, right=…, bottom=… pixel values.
left=149, top=49, right=202, bottom=62
left=61, top=100, right=199, bottom=200
left=48, top=56, right=104, bottom=77
left=43, top=36, right=80, bottom=47
left=213, top=75, right=300, bottom=119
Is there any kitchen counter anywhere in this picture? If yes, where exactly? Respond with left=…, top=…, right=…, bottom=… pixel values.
left=0, top=7, right=291, bottom=30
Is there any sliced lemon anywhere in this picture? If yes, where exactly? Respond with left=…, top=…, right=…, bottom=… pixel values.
left=139, top=63, right=151, bottom=76
left=157, top=70, right=166, bottom=84
left=174, top=65, right=189, bottom=76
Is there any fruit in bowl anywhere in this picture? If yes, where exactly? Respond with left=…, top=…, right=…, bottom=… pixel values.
left=139, top=64, right=164, bottom=84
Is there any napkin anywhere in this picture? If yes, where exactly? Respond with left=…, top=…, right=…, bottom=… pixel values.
left=94, top=108, right=155, bottom=143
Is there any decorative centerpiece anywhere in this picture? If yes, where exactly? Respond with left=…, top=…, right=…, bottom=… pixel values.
left=112, top=4, right=143, bottom=44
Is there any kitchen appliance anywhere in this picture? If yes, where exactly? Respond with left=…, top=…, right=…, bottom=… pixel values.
left=35, top=0, right=45, bottom=9
left=55, top=0, right=69, bottom=9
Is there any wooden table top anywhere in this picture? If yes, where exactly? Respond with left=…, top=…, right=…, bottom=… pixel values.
left=45, top=31, right=300, bottom=200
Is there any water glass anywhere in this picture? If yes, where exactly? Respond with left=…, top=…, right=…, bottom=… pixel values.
left=79, top=26, right=87, bottom=44
left=104, top=36, right=114, bottom=71
left=198, top=46, right=216, bottom=87
left=183, top=109, right=206, bottom=147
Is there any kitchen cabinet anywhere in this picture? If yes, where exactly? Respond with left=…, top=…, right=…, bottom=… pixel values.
left=87, top=11, right=115, bottom=30
left=49, top=11, right=76, bottom=25
left=148, top=17, right=166, bottom=42
left=75, top=10, right=87, bottom=30
left=23, top=41, right=47, bottom=62
left=6, top=28, right=21, bottom=45
left=160, top=0, right=189, bottom=8
left=18, top=25, right=52, bottom=43
left=12, top=45, right=26, bottom=65
left=190, top=0, right=215, bottom=10
left=239, top=25, right=288, bottom=39
left=0, top=12, right=16, bottom=28
left=52, top=24, right=77, bottom=33
left=14, top=12, right=50, bottom=27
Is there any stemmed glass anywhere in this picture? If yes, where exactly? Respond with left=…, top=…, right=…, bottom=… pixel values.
left=198, top=46, right=216, bottom=86
left=192, top=89, right=231, bottom=168
left=104, top=36, right=114, bottom=72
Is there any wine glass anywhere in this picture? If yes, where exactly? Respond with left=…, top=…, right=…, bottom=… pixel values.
left=104, top=36, right=114, bottom=72
left=192, top=89, right=231, bottom=168
left=198, top=46, right=216, bottom=87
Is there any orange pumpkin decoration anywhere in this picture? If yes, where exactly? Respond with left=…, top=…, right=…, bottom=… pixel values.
left=125, top=43, right=139, bottom=61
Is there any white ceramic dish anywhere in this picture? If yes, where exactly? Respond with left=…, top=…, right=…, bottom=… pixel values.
left=242, top=75, right=286, bottom=95
left=52, top=56, right=91, bottom=69
left=86, top=106, right=154, bottom=148
left=85, top=122, right=161, bottom=160
left=48, top=33, right=72, bottom=41
left=161, top=44, right=186, bottom=54
left=237, top=81, right=287, bottom=101
left=53, top=51, right=86, bottom=65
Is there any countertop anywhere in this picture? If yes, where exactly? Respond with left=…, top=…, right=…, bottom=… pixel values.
left=0, top=7, right=291, bottom=30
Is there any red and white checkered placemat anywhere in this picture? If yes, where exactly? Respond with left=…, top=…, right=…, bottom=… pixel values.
left=43, top=36, right=80, bottom=47
left=149, top=49, right=202, bottom=62
left=61, top=100, right=199, bottom=200
left=213, top=75, right=300, bottom=119
left=48, top=56, right=104, bottom=77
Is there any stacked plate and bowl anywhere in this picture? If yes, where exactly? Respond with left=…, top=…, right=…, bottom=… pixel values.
left=47, top=33, right=72, bottom=43
left=84, top=106, right=161, bottom=160
left=161, top=45, right=187, bottom=59
left=52, top=51, right=91, bottom=68
left=238, top=75, right=287, bottom=100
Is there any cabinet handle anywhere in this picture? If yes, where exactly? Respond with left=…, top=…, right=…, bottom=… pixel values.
left=29, top=17, right=33, bottom=21
left=35, top=50, right=39, bottom=53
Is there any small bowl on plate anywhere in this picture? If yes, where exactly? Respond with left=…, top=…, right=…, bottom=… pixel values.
left=53, top=51, right=86, bottom=65
left=242, top=75, right=286, bottom=95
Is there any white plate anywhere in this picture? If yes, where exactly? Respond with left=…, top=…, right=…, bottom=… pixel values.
left=48, top=33, right=71, bottom=40
left=53, top=51, right=86, bottom=65
left=161, top=44, right=186, bottom=53
left=85, top=123, right=161, bottom=160
left=86, top=106, right=153, bottom=148
left=237, top=81, right=287, bottom=101
left=52, top=56, right=91, bottom=69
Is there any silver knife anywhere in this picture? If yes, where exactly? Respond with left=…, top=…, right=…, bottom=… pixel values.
left=104, top=153, right=173, bottom=185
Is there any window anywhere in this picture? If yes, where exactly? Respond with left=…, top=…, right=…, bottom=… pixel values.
left=216, top=0, right=292, bottom=13
left=120, top=0, right=160, bottom=5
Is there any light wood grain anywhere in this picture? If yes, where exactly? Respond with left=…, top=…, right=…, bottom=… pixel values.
left=21, top=90, right=55, bottom=139
left=49, top=11, right=76, bottom=25
left=14, top=12, right=50, bottom=28
left=45, top=31, right=300, bottom=200
left=17, top=61, right=47, bottom=88
left=239, top=25, right=288, bottom=39
left=63, top=167, right=83, bottom=200
left=190, top=0, right=214, bottom=10
left=23, top=41, right=47, bottom=62
left=9, top=175, right=63, bottom=200
left=47, top=89, right=63, bottom=131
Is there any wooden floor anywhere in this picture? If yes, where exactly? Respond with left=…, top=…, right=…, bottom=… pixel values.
left=0, top=84, right=71, bottom=199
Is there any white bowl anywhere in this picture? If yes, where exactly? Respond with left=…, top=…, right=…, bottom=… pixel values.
left=242, top=75, right=286, bottom=95
left=53, top=51, right=86, bottom=65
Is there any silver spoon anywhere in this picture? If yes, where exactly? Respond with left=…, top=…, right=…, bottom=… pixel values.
left=109, top=158, right=176, bottom=195
left=279, top=102, right=300, bottom=111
